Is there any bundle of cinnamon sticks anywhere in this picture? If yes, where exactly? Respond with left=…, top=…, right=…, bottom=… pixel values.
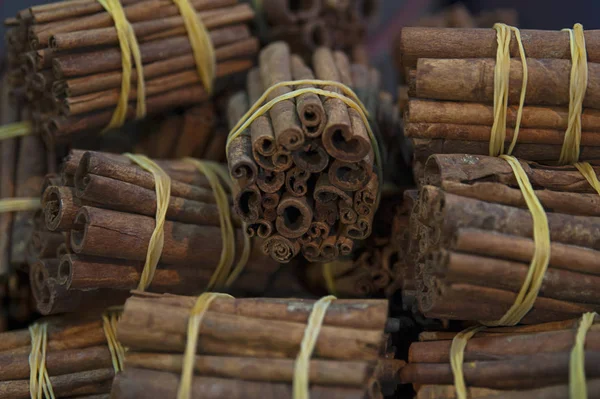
left=5, top=0, right=259, bottom=144
left=0, top=73, right=50, bottom=276
left=227, top=42, right=385, bottom=263
left=31, top=149, right=281, bottom=315
left=407, top=154, right=600, bottom=324
left=133, top=103, right=226, bottom=161
left=255, top=0, right=377, bottom=61
left=111, top=292, right=404, bottom=399
left=401, top=317, right=600, bottom=398
left=0, top=313, right=119, bottom=398
left=305, top=186, right=408, bottom=298
left=397, top=27, right=600, bottom=177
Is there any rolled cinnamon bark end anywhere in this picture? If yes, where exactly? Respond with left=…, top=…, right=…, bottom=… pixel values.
left=250, top=114, right=277, bottom=157
left=302, top=241, right=321, bottom=261
left=320, top=236, right=340, bottom=261
left=328, top=159, right=371, bottom=191
left=309, top=221, right=330, bottom=240
left=233, top=184, right=262, bottom=224
left=314, top=174, right=353, bottom=204
left=276, top=194, right=313, bottom=238
left=292, top=140, right=329, bottom=173
left=337, top=236, right=354, bottom=256
left=302, top=19, right=331, bottom=51
left=257, top=170, right=285, bottom=194
left=285, top=166, right=311, bottom=197
left=272, top=148, right=294, bottom=172
left=345, top=218, right=372, bottom=240
left=290, top=55, right=327, bottom=138
left=43, top=186, right=81, bottom=231
left=262, top=234, right=300, bottom=263
left=228, top=135, right=258, bottom=186
left=315, top=200, right=338, bottom=226
left=247, top=219, right=274, bottom=239
left=262, top=193, right=281, bottom=210
left=340, top=201, right=358, bottom=225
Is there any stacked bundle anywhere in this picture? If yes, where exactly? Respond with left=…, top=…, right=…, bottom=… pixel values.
left=227, top=42, right=383, bottom=263
left=31, top=150, right=280, bottom=315
left=0, top=314, right=122, bottom=398
left=256, top=0, right=377, bottom=60
left=111, top=292, right=403, bottom=399
left=5, top=0, right=258, bottom=144
left=0, top=73, right=49, bottom=275
left=397, top=27, right=600, bottom=177
left=305, top=188, right=408, bottom=298
left=401, top=317, right=600, bottom=398
left=407, top=154, right=600, bottom=324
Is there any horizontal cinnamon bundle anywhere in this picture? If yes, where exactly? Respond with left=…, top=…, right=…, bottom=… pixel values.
left=30, top=149, right=281, bottom=315
left=397, top=26, right=600, bottom=172
left=0, top=313, right=117, bottom=398
left=6, top=0, right=259, bottom=144
left=256, top=0, right=376, bottom=61
left=401, top=317, right=600, bottom=396
left=228, top=42, right=390, bottom=262
left=111, top=292, right=403, bottom=399
left=406, top=155, right=600, bottom=323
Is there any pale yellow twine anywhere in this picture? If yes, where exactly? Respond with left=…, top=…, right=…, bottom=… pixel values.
left=293, top=295, right=336, bottom=399
left=123, top=153, right=171, bottom=291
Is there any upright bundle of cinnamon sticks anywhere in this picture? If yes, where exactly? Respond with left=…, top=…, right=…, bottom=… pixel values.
left=111, top=292, right=403, bottom=399
left=0, top=313, right=120, bottom=398
left=31, top=149, right=280, bottom=315
left=407, top=154, right=600, bottom=324
left=305, top=186, right=408, bottom=298
left=6, top=0, right=259, bottom=144
left=397, top=27, right=600, bottom=177
left=401, top=317, right=600, bottom=398
left=255, top=0, right=377, bottom=60
left=227, top=42, right=384, bottom=263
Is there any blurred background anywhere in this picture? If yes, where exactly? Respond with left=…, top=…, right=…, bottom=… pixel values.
left=3, top=0, right=600, bottom=99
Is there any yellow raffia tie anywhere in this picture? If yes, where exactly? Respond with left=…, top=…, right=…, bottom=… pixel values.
left=124, top=154, right=171, bottom=291
left=293, top=295, right=336, bottom=399
left=449, top=325, right=487, bottom=399
left=559, top=24, right=588, bottom=165
left=0, top=121, right=33, bottom=140
left=449, top=156, right=551, bottom=398
left=177, top=292, right=233, bottom=399
left=322, top=262, right=337, bottom=296
left=489, top=23, right=528, bottom=157
left=102, top=307, right=126, bottom=372
left=226, top=80, right=382, bottom=202
left=97, top=0, right=145, bottom=130
left=184, top=159, right=251, bottom=290
left=0, top=198, right=40, bottom=213
left=570, top=312, right=596, bottom=399
left=29, top=323, right=55, bottom=399
left=172, top=0, right=216, bottom=95
left=574, top=162, right=600, bottom=195
left=483, top=155, right=551, bottom=326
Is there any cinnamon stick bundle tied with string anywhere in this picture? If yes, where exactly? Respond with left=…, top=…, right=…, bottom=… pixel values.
left=6, top=0, right=259, bottom=144
left=304, top=186, right=407, bottom=298
left=401, top=316, right=600, bottom=397
left=227, top=42, right=388, bottom=262
left=255, top=0, right=377, bottom=61
left=0, top=313, right=121, bottom=399
left=397, top=25, right=600, bottom=177
left=406, top=154, right=600, bottom=324
left=31, top=149, right=281, bottom=315
left=111, top=292, right=403, bottom=399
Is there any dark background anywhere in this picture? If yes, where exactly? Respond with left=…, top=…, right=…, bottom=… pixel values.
left=2, top=0, right=599, bottom=92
